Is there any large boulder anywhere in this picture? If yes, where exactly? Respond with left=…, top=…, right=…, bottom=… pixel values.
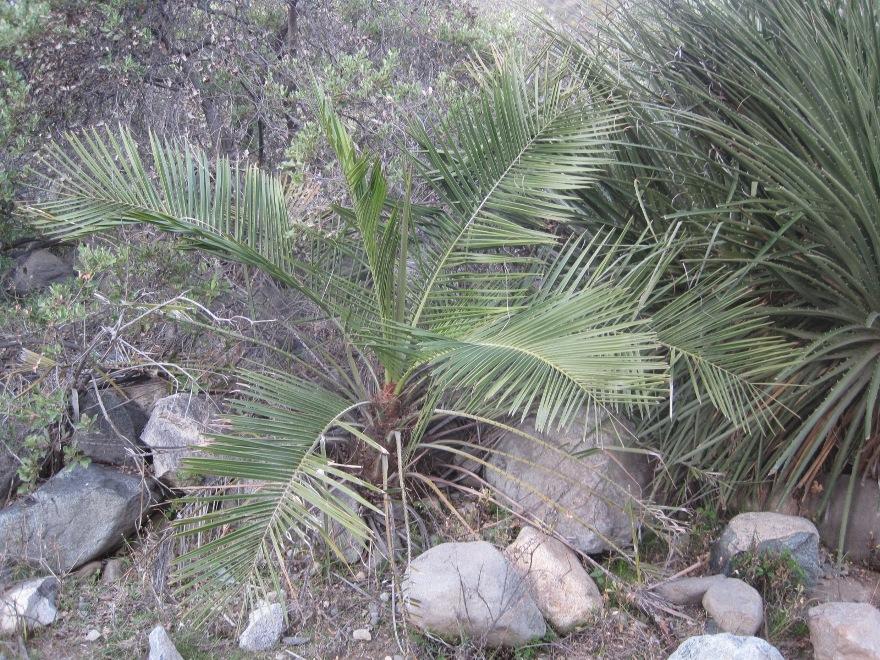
left=140, top=394, right=213, bottom=486
left=403, top=541, right=546, bottom=647
left=812, top=479, right=880, bottom=565
left=668, top=633, right=783, bottom=660
left=807, top=601, right=880, bottom=660
left=0, top=576, right=59, bottom=635
left=505, top=526, right=602, bottom=633
left=710, top=512, right=820, bottom=584
left=5, top=249, right=73, bottom=296
left=0, top=464, right=155, bottom=572
left=701, top=577, right=763, bottom=636
left=485, top=409, right=651, bottom=554
left=238, top=601, right=284, bottom=652
left=74, top=389, right=149, bottom=469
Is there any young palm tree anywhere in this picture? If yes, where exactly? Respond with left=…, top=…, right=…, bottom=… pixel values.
left=26, top=60, right=792, bottom=620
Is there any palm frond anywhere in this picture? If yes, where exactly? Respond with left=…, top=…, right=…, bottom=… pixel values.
left=174, top=369, right=380, bottom=624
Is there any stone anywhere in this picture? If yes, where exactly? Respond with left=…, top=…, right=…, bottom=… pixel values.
left=710, top=512, right=820, bottom=584
left=148, top=624, right=183, bottom=660
left=6, top=249, right=73, bottom=296
left=282, top=635, right=310, bottom=646
left=140, top=394, right=213, bottom=486
left=485, top=409, right=651, bottom=554
left=807, top=601, right=880, bottom=660
left=402, top=541, right=546, bottom=647
left=74, top=389, right=149, bottom=468
left=702, top=578, right=763, bottom=636
left=0, top=576, right=59, bottom=635
left=352, top=628, right=372, bottom=641
left=0, top=464, right=155, bottom=572
left=85, top=628, right=101, bottom=641
left=654, top=574, right=727, bottom=606
left=239, top=601, right=284, bottom=652
left=505, top=526, right=602, bottom=633
left=668, top=633, right=783, bottom=659
left=813, top=479, right=880, bottom=565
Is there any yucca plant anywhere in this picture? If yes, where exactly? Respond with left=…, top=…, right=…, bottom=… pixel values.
left=25, top=58, right=792, bottom=621
left=552, top=0, right=880, bottom=541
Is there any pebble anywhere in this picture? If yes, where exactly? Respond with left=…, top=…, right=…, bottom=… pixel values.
left=85, top=629, right=101, bottom=641
left=283, top=635, right=310, bottom=646
left=379, top=591, right=390, bottom=602
left=352, top=628, right=372, bottom=642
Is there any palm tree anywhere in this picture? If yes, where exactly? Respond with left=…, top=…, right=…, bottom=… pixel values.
left=26, top=60, right=791, bottom=621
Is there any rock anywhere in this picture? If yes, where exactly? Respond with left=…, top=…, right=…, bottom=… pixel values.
left=654, top=574, right=727, bottom=606
left=0, top=464, right=155, bottom=572
left=282, top=635, right=310, bottom=646
left=148, top=624, right=183, bottom=660
left=668, top=633, right=783, bottom=659
left=402, top=541, right=546, bottom=647
left=140, top=394, right=213, bottom=486
left=710, top=512, right=820, bottom=584
left=85, top=628, right=101, bottom=641
left=702, top=578, right=763, bottom=636
left=74, top=389, right=149, bottom=468
left=101, top=558, right=124, bottom=584
left=485, top=409, right=651, bottom=554
left=812, top=479, right=880, bottom=565
left=807, top=601, right=880, bottom=660
left=239, top=601, right=284, bottom=652
left=6, top=249, right=73, bottom=296
left=505, top=526, right=602, bottom=633
left=0, top=576, right=59, bottom=634
left=352, top=628, right=372, bottom=641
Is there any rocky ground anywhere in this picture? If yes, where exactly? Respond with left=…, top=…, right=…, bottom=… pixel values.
left=0, top=364, right=877, bottom=658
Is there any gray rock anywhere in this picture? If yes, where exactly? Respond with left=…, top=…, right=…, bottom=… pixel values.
left=148, top=624, right=183, bottom=660
left=702, top=578, right=763, bottom=636
left=808, top=601, right=880, bottom=660
left=6, top=249, right=73, bottom=296
left=239, top=601, right=284, bottom=652
left=0, top=576, right=59, bottom=635
left=485, top=409, right=650, bottom=554
left=668, top=633, right=783, bottom=659
left=403, top=541, right=546, bottom=647
left=812, top=479, right=880, bottom=565
left=505, top=526, right=602, bottom=633
left=654, top=574, right=727, bottom=606
left=710, top=512, right=820, bottom=584
left=0, top=464, right=155, bottom=572
left=352, top=628, right=372, bottom=641
left=140, top=394, right=213, bottom=486
left=74, top=389, right=149, bottom=468
left=85, top=628, right=101, bottom=641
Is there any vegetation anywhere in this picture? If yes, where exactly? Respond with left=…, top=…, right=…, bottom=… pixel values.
left=544, top=0, right=880, bottom=544
left=3, top=0, right=878, bottom=652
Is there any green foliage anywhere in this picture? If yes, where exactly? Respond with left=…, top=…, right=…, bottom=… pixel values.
left=729, top=548, right=808, bottom=640
left=551, top=0, right=880, bottom=527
